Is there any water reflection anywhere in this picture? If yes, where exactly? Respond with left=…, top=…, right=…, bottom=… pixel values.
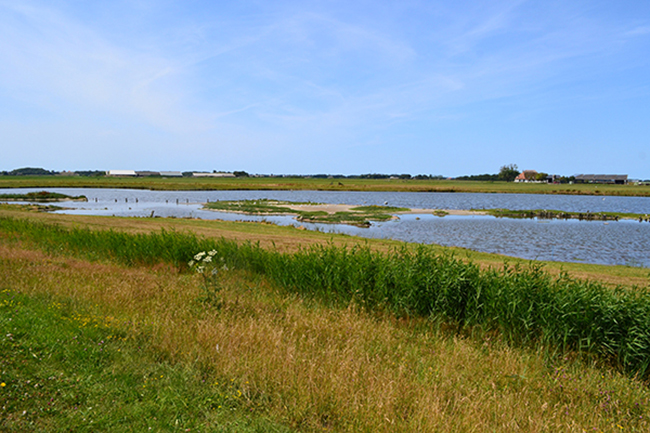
left=1, top=188, right=649, bottom=267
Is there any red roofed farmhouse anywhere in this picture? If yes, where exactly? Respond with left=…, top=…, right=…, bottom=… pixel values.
left=514, top=170, right=538, bottom=182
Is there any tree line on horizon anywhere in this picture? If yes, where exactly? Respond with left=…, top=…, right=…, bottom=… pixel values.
left=0, top=165, right=632, bottom=183
left=0, top=168, right=449, bottom=180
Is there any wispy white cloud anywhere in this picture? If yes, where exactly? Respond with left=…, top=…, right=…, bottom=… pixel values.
left=2, top=0, right=622, bottom=136
left=625, top=25, right=650, bottom=36
left=0, top=1, right=212, bottom=133
left=442, top=0, right=527, bottom=54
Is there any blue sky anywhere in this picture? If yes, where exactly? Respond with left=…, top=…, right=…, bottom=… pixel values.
left=1, top=0, right=649, bottom=177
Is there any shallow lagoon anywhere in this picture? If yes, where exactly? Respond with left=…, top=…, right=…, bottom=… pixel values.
left=2, top=188, right=649, bottom=267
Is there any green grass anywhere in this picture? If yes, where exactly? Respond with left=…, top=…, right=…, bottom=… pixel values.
left=258, top=245, right=650, bottom=377
left=0, top=290, right=293, bottom=432
left=205, top=199, right=299, bottom=214
left=2, top=216, right=650, bottom=380
left=1, top=175, right=648, bottom=196
left=482, top=208, right=649, bottom=221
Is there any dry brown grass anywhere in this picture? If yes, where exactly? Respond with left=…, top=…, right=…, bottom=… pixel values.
left=2, top=241, right=649, bottom=432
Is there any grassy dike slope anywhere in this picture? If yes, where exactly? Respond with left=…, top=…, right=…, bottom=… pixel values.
left=1, top=175, right=649, bottom=196
left=2, top=205, right=650, bottom=432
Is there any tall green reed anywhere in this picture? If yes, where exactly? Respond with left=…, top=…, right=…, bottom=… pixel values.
left=2, top=216, right=649, bottom=378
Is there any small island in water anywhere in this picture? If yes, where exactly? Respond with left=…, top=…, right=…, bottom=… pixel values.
left=203, top=199, right=409, bottom=227
left=0, top=191, right=87, bottom=202
left=202, top=199, right=486, bottom=227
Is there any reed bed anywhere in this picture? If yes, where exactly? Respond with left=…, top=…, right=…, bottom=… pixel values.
left=1, top=216, right=649, bottom=379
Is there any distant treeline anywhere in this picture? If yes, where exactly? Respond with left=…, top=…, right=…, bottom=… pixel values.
left=3, top=167, right=637, bottom=183
left=0, top=167, right=105, bottom=177
left=1, top=167, right=59, bottom=176
left=455, top=173, right=500, bottom=181
left=0, top=168, right=446, bottom=180
left=304, top=174, right=446, bottom=180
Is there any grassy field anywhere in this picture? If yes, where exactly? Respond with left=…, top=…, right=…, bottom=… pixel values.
left=1, top=175, right=649, bottom=196
left=2, top=206, right=650, bottom=431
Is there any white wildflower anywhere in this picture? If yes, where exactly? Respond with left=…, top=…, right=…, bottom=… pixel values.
left=204, top=256, right=212, bottom=263
left=194, top=251, right=206, bottom=260
left=208, top=250, right=217, bottom=256
left=197, top=266, right=205, bottom=274
left=188, top=260, right=195, bottom=267
left=211, top=268, right=218, bottom=276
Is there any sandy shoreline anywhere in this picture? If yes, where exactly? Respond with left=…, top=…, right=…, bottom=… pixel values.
left=203, top=201, right=486, bottom=217
left=287, top=204, right=486, bottom=216
left=401, top=208, right=486, bottom=216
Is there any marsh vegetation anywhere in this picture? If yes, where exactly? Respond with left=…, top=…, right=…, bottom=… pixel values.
left=0, top=190, right=87, bottom=202
left=204, top=199, right=409, bottom=226
left=483, top=208, right=648, bottom=221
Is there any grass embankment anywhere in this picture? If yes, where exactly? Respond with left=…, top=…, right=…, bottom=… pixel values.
left=0, top=219, right=650, bottom=368
left=2, top=217, right=650, bottom=431
left=0, top=290, right=289, bottom=432
left=2, top=216, right=650, bottom=377
left=1, top=175, right=648, bottom=196
left=205, top=199, right=408, bottom=226
left=483, top=209, right=649, bottom=221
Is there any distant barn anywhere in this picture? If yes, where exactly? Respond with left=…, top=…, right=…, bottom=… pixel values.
left=136, top=171, right=160, bottom=177
left=107, top=170, right=137, bottom=177
left=159, top=171, right=183, bottom=177
left=575, top=174, right=628, bottom=185
left=192, top=172, right=236, bottom=178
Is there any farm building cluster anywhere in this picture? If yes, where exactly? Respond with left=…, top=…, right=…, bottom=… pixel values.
left=106, top=170, right=236, bottom=178
left=514, top=170, right=628, bottom=185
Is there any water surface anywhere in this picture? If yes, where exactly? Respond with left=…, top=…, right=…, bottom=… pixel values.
left=2, top=188, right=649, bottom=267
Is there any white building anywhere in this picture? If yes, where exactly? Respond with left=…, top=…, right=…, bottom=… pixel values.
left=192, top=172, right=236, bottom=178
left=160, top=171, right=183, bottom=177
left=108, top=170, right=137, bottom=177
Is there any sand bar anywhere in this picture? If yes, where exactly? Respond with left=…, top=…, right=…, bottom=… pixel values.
left=285, top=204, right=485, bottom=216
